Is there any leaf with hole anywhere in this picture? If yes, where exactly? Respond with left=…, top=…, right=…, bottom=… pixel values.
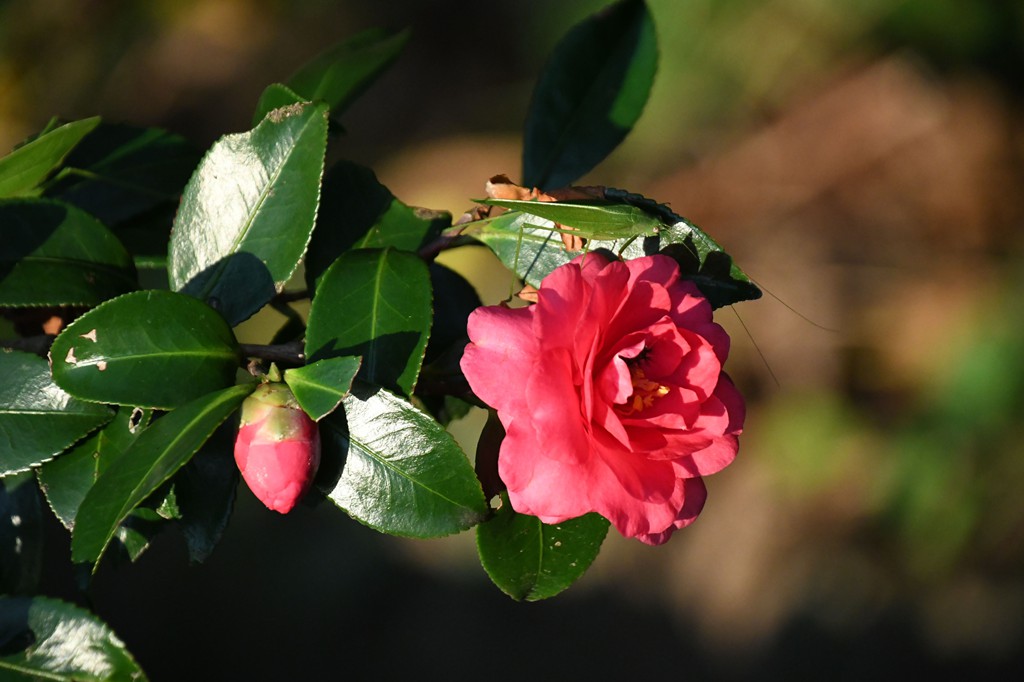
left=50, top=290, right=241, bottom=409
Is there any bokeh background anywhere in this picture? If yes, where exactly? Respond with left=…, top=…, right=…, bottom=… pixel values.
left=4, top=0, right=1024, bottom=678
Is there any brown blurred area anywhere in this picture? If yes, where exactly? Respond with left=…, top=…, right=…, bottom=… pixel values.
left=5, top=0, right=1024, bottom=678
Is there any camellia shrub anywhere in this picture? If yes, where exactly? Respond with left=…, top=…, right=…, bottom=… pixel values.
left=0, top=0, right=760, bottom=677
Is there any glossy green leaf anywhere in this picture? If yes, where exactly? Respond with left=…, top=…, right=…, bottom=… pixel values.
left=304, top=160, right=450, bottom=288
left=0, top=596, right=148, bottom=681
left=0, top=117, right=100, bottom=197
left=50, top=290, right=241, bottom=409
left=171, top=420, right=239, bottom=563
left=37, top=407, right=150, bottom=529
left=70, top=383, right=252, bottom=568
left=0, top=199, right=137, bottom=307
left=251, top=83, right=306, bottom=127
left=0, top=473, right=42, bottom=595
left=0, top=351, right=113, bottom=476
left=287, top=28, right=410, bottom=116
left=44, top=122, right=201, bottom=226
left=169, top=100, right=329, bottom=325
left=522, top=0, right=657, bottom=189
left=319, top=384, right=487, bottom=538
left=284, top=356, right=361, bottom=421
left=306, top=248, right=432, bottom=397
left=473, top=190, right=762, bottom=308
left=476, top=501, right=609, bottom=601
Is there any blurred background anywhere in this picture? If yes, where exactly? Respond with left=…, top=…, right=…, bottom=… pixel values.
left=3, top=0, right=1024, bottom=678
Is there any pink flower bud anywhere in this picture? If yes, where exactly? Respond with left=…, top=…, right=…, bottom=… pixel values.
left=234, top=382, right=320, bottom=514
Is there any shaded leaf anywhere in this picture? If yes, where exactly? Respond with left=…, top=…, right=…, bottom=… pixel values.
left=172, top=420, right=239, bottom=563
left=305, top=160, right=450, bottom=288
left=0, top=117, right=100, bottom=198
left=44, top=122, right=201, bottom=226
left=50, top=290, right=241, bottom=409
left=319, top=384, right=487, bottom=537
left=36, top=407, right=151, bottom=530
left=284, top=356, right=361, bottom=421
left=287, top=28, right=410, bottom=116
left=0, top=199, right=137, bottom=307
left=70, top=383, right=252, bottom=568
left=0, top=351, right=113, bottom=476
left=0, top=473, right=42, bottom=595
left=0, top=595, right=148, bottom=681
left=522, top=0, right=657, bottom=189
left=476, top=500, right=609, bottom=601
left=169, top=101, right=329, bottom=325
left=306, top=248, right=432, bottom=397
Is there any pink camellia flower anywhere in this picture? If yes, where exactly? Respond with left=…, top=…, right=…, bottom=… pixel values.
left=234, top=382, right=320, bottom=514
left=461, top=253, right=744, bottom=545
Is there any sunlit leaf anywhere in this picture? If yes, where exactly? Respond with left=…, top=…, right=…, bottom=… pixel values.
left=0, top=117, right=100, bottom=198
left=0, top=596, right=148, bottom=681
left=306, top=248, right=431, bottom=397
left=50, top=290, right=241, bottom=409
left=319, top=384, right=487, bottom=538
left=284, top=356, right=361, bottom=421
left=0, top=351, right=113, bottom=476
left=169, top=101, right=329, bottom=325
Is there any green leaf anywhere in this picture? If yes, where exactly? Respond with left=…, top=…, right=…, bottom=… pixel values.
left=287, top=28, right=410, bottom=116
left=473, top=190, right=762, bottom=308
left=0, top=117, right=101, bottom=197
left=0, top=199, right=137, bottom=307
left=50, top=290, right=241, bottom=409
left=0, top=473, right=42, bottom=595
left=319, top=384, right=487, bottom=538
left=0, top=351, right=113, bottom=476
left=169, top=100, right=329, bottom=325
left=70, top=383, right=252, bottom=568
left=476, top=501, right=609, bottom=601
left=284, top=356, right=361, bottom=421
left=251, top=83, right=306, bottom=127
left=36, top=407, right=150, bottom=529
left=304, top=160, right=450, bottom=289
left=0, top=595, right=148, bottom=681
left=44, top=122, right=201, bottom=226
left=171, top=420, right=239, bottom=563
left=306, top=248, right=432, bottom=397
left=522, top=0, right=657, bottom=189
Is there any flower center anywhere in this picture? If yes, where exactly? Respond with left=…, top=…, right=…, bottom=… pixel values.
left=623, top=367, right=670, bottom=415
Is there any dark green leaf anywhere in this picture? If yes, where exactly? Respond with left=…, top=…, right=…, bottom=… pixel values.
left=284, top=356, right=361, bottom=421
left=423, top=262, right=481, bottom=364
left=0, top=351, right=113, bottom=476
left=305, top=160, right=450, bottom=288
left=0, top=473, right=42, bottom=595
left=287, top=28, right=410, bottom=116
left=169, top=101, right=329, bottom=325
left=44, top=123, right=201, bottom=226
left=171, top=420, right=239, bottom=563
left=476, top=500, right=609, bottom=601
left=70, top=383, right=252, bottom=568
left=50, top=290, right=241, bottom=409
left=319, top=384, right=487, bottom=538
left=0, top=595, right=148, bottom=681
left=0, top=117, right=101, bottom=197
left=251, top=83, right=306, bottom=127
left=0, top=199, right=137, bottom=307
left=522, top=0, right=657, bottom=189
left=37, top=407, right=150, bottom=529
left=306, top=248, right=432, bottom=397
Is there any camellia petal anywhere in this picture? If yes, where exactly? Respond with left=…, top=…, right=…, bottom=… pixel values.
left=462, top=253, right=744, bottom=544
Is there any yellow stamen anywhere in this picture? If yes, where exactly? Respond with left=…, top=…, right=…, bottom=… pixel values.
left=623, top=367, right=670, bottom=415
